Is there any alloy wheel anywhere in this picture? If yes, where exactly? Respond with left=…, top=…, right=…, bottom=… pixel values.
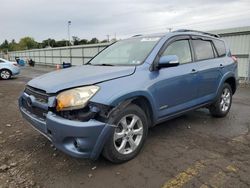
left=113, top=114, right=143, bottom=155
left=1, top=70, right=11, bottom=79
left=220, top=87, right=231, bottom=112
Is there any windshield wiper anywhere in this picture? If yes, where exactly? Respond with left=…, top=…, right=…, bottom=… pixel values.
left=94, top=63, right=114, bottom=66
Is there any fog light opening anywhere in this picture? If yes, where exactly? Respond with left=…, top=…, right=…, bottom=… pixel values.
left=47, top=129, right=52, bottom=135
left=73, top=138, right=80, bottom=149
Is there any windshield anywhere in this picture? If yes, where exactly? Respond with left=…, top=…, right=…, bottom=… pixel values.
left=89, top=37, right=161, bottom=66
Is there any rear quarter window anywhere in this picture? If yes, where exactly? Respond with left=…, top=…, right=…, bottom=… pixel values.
left=213, top=40, right=226, bottom=57
left=192, top=40, right=214, bottom=61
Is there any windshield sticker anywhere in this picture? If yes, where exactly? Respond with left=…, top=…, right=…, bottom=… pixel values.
left=141, top=37, right=160, bottom=42
left=131, top=60, right=141, bottom=64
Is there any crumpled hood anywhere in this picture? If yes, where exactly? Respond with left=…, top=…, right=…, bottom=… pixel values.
left=28, top=65, right=136, bottom=93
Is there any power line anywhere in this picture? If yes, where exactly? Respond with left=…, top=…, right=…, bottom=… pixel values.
left=115, top=10, right=250, bottom=37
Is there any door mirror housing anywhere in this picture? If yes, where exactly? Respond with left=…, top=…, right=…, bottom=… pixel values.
left=158, top=55, right=179, bottom=68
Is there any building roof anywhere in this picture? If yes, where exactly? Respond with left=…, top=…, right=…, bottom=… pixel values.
left=210, top=26, right=250, bottom=36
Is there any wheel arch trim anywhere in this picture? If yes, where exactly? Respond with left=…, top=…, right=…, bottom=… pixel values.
left=215, top=72, right=236, bottom=100
left=108, top=91, right=157, bottom=125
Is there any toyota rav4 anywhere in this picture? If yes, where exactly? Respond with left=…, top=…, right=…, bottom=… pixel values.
left=19, top=30, right=238, bottom=163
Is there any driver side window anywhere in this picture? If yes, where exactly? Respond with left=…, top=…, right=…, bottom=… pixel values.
left=162, top=40, right=192, bottom=64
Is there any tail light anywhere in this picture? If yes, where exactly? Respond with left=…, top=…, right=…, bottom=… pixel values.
left=231, top=55, right=237, bottom=63
left=13, top=63, right=18, bottom=66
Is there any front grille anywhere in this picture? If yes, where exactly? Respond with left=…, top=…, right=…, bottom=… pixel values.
left=22, top=85, right=49, bottom=120
left=24, top=86, right=48, bottom=103
left=22, top=99, right=47, bottom=120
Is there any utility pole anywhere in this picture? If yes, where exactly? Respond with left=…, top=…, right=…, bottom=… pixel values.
left=248, top=52, right=250, bottom=83
left=67, top=20, right=72, bottom=63
left=67, top=21, right=71, bottom=46
left=167, top=28, right=172, bottom=32
left=107, top=34, right=110, bottom=42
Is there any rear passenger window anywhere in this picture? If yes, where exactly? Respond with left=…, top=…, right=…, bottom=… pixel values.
left=192, top=40, right=214, bottom=61
left=213, top=40, right=226, bottom=57
left=162, top=40, right=192, bottom=64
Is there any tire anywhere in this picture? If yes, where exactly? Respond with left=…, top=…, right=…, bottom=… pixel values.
left=0, top=69, right=11, bottom=80
left=102, top=104, right=148, bottom=163
left=209, top=83, right=232, bottom=117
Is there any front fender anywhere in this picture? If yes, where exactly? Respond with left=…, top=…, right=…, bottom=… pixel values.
left=92, top=87, right=158, bottom=124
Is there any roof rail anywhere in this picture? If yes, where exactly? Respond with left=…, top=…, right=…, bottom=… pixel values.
left=132, top=34, right=143, bottom=37
left=173, top=29, right=220, bottom=38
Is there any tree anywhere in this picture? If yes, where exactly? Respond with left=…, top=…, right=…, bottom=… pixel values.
left=101, top=39, right=108, bottom=43
left=0, top=40, right=10, bottom=53
left=88, top=38, right=99, bottom=44
left=19, top=37, right=38, bottom=50
left=0, top=40, right=9, bottom=49
left=79, top=39, right=88, bottom=45
left=0, top=36, right=103, bottom=51
left=55, top=40, right=68, bottom=47
left=8, top=39, right=20, bottom=51
left=72, top=36, right=80, bottom=45
left=41, top=38, right=56, bottom=48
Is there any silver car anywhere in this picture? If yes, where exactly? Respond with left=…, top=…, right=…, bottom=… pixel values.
left=0, top=58, right=20, bottom=80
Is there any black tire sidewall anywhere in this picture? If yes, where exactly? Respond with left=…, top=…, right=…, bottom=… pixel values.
left=103, top=104, right=148, bottom=163
left=210, top=83, right=232, bottom=117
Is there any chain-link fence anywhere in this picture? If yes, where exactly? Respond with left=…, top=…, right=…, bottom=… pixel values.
left=247, top=54, right=250, bottom=82
left=0, top=52, right=4, bottom=59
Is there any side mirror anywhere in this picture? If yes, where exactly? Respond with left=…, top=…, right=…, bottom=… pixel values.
left=158, top=55, right=179, bottom=68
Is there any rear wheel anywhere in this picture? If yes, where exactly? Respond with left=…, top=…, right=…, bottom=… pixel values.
left=0, top=69, right=11, bottom=80
left=209, top=83, right=232, bottom=117
left=102, top=104, right=148, bottom=163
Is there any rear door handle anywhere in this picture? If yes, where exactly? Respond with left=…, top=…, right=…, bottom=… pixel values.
left=219, top=64, right=224, bottom=69
left=191, top=69, right=198, bottom=74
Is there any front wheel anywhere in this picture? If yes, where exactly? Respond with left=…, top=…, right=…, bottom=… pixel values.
left=209, top=83, right=232, bottom=117
left=0, top=69, right=11, bottom=80
left=102, top=104, right=148, bottom=163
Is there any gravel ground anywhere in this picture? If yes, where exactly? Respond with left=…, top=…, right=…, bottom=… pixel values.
left=0, top=66, right=250, bottom=188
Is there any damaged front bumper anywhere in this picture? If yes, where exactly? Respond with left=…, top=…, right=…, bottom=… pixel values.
left=18, top=92, right=114, bottom=160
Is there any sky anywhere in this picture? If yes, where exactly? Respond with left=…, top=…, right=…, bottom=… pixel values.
left=0, top=0, right=250, bottom=43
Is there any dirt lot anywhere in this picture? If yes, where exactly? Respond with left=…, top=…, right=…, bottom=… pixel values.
left=0, top=66, right=250, bottom=188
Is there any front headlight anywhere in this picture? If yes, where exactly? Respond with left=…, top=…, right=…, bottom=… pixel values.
left=56, top=86, right=100, bottom=111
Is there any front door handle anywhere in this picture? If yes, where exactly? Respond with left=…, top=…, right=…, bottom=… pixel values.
left=219, top=64, right=224, bottom=69
left=191, top=69, right=198, bottom=74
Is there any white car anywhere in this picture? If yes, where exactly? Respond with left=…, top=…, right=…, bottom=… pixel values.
left=0, top=58, right=20, bottom=80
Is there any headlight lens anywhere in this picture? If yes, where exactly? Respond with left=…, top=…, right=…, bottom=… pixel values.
left=56, top=86, right=100, bottom=111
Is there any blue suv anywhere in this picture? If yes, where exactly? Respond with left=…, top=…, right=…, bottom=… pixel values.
left=19, top=30, right=238, bottom=163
